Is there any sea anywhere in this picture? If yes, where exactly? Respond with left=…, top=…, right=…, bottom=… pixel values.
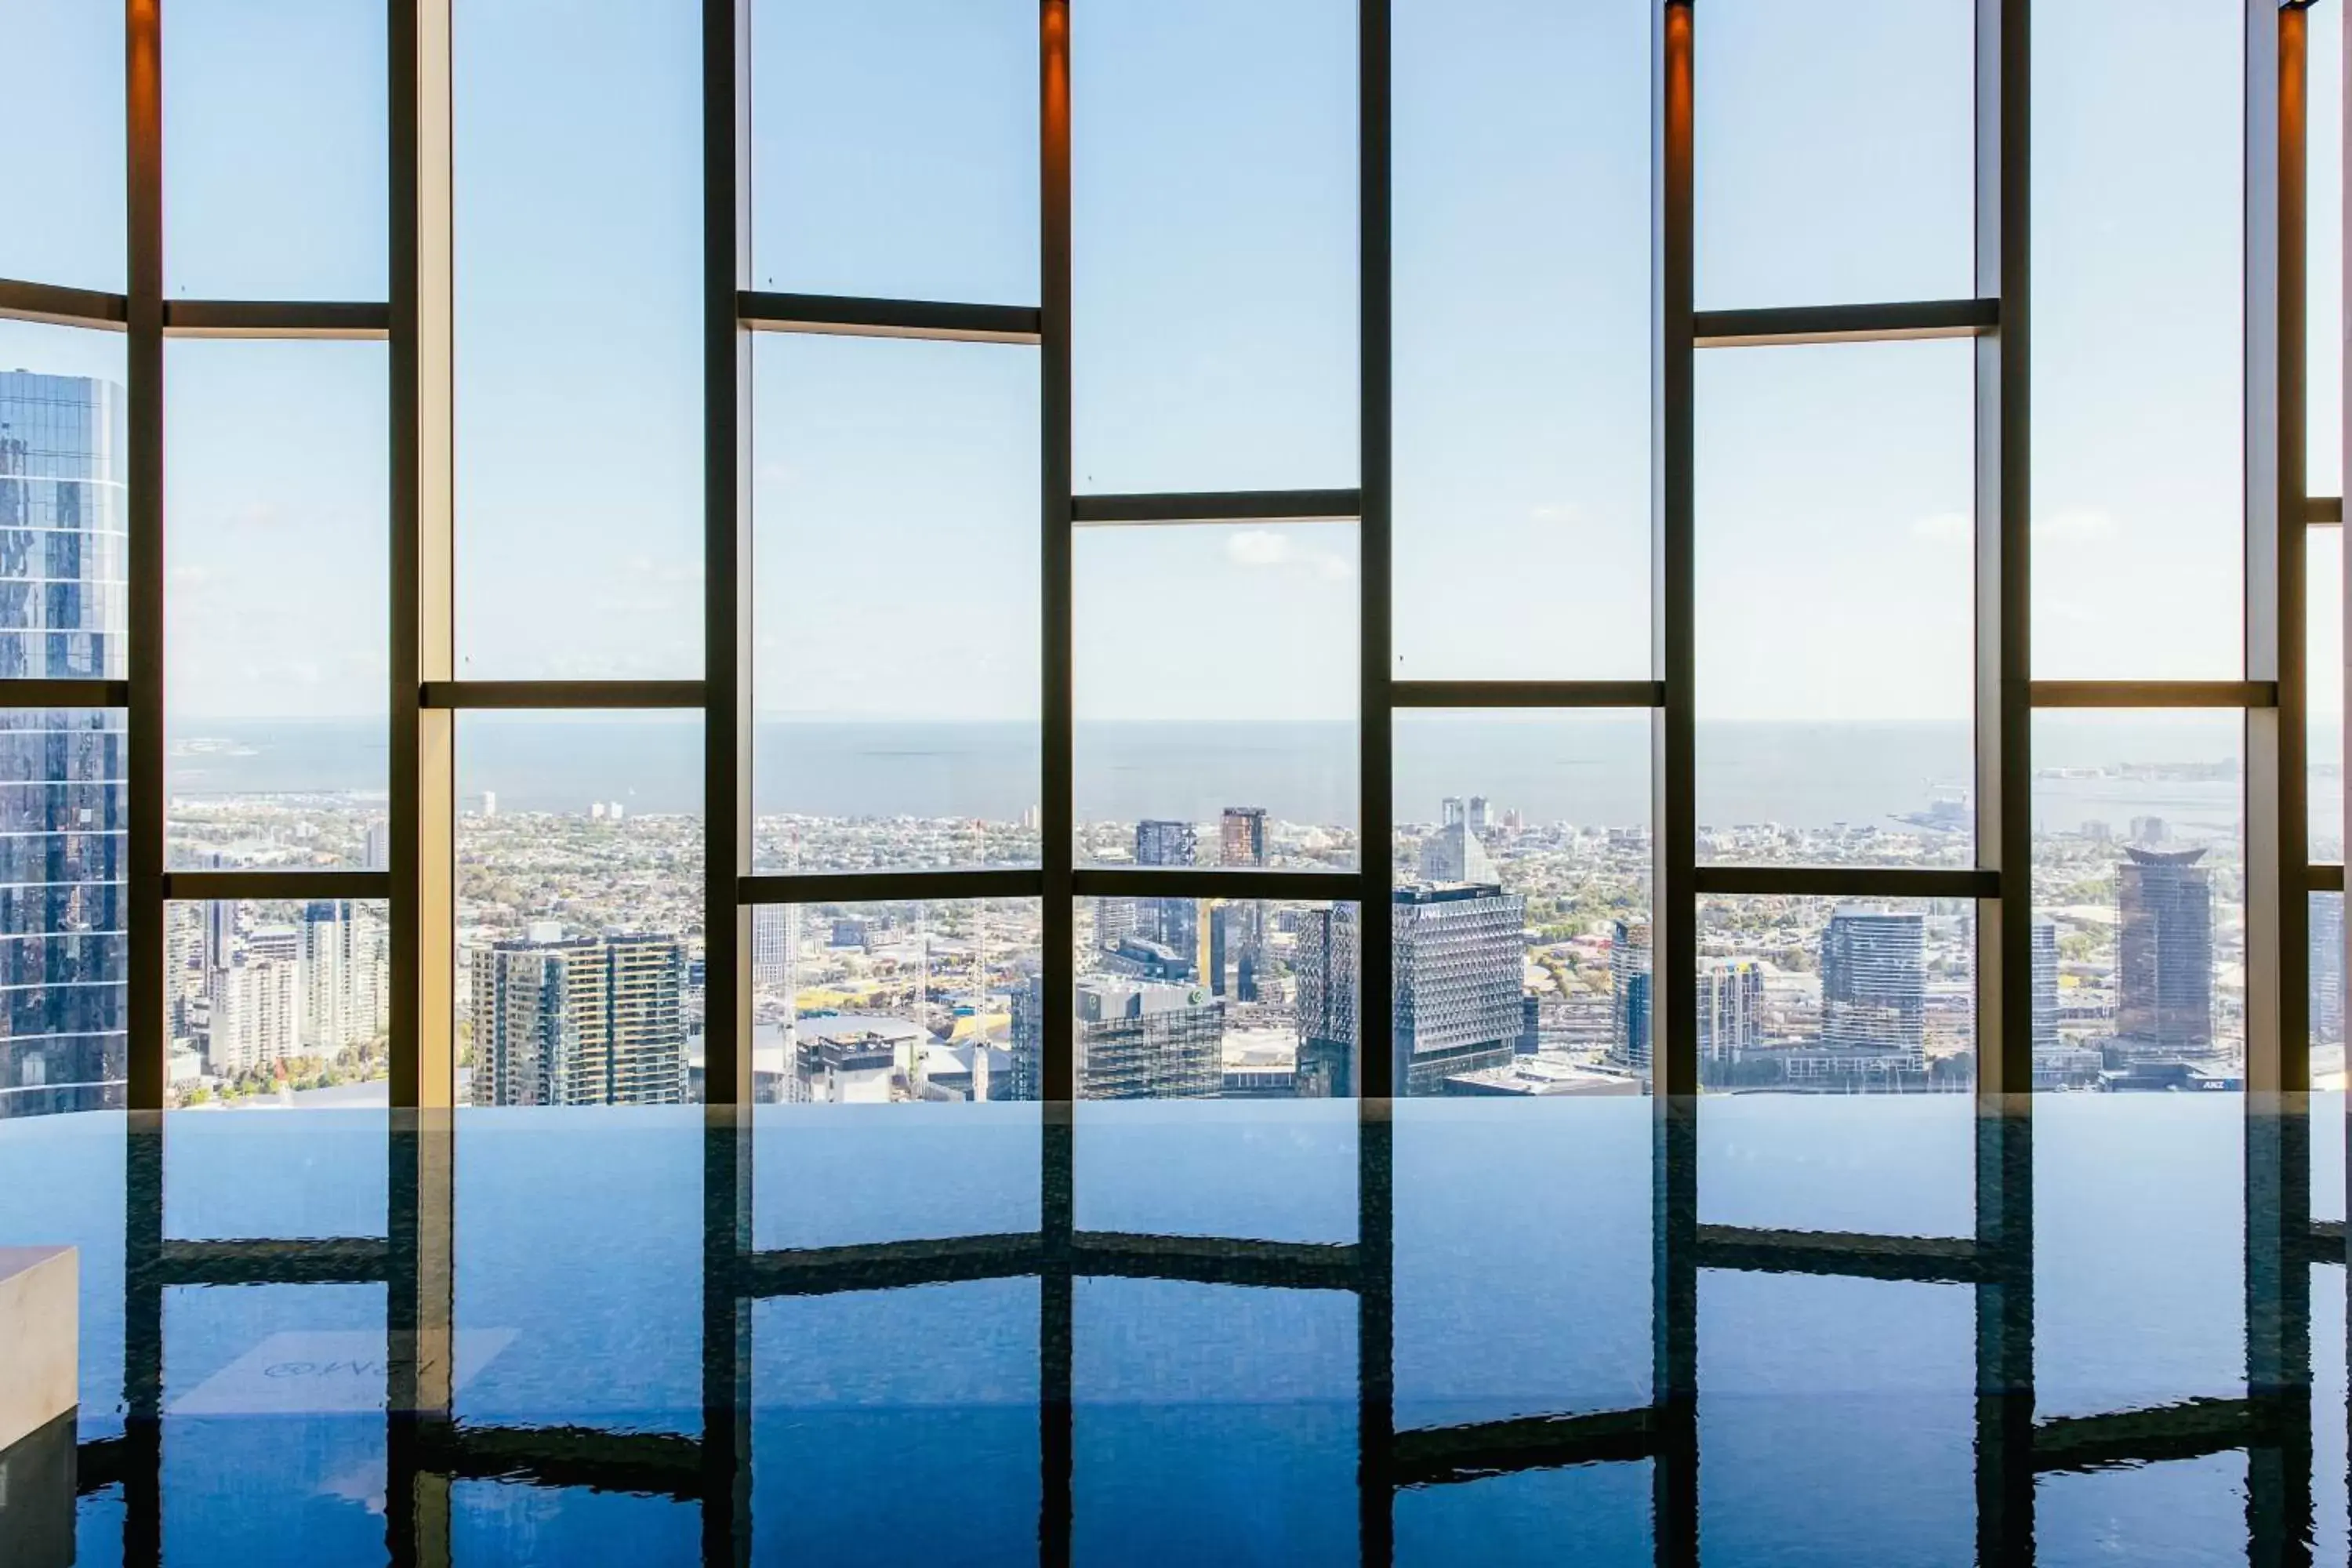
left=163, top=713, right=2343, bottom=843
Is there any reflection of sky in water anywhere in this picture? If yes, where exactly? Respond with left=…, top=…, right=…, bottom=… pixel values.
left=0, top=1096, right=2338, bottom=1566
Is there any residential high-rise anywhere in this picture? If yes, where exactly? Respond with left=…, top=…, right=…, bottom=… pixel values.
left=1220, top=807, right=1267, bottom=869
left=2314, top=896, right=2346, bottom=1047
left=0, top=374, right=128, bottom=1116
left=1467, top=796, right=1491, bottom=832
left=206, top=953, right=301, bottom=1076
left=470, top=932, right=688, bottom=1106
left=1131, top=818, right=1197, bottom=970
left=204, top=901, right=237, bottom=971
left=1609, top=918, right=1653, bottom=1072
left=2114, top=846, right=2214, bottom=1054
left=753, top=906, right=792, bottom=992
left=1820, top=909, right=1926, bottom=1062
left=2031, top=918, right=2060, bottom=1052
left=1294, top=887, right=1524, bottom=1096
left=1697, top=956, right=1763, bottom=1065
left=1007, top=973, right=1046, bottom=1101
left=1076, top=977, right=1221, bottom=1099
left=299, top=900, right=387, bottom=1056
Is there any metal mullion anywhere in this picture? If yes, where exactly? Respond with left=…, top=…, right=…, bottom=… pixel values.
left=1652, top=10, right=1700, bottom=1568
left=1042, top=0, right=1074, bottom=1106
left=1069, top=866, right=1363, bottom=902
left=0, top=277, right=130, bottom=329
left=390, top=0, right=456, bottom=1114
left=1069, top=488, right=1363, bottom=526
left=2245, top=0, right=2311, bottom=1105
left=1690, top=1224, right=1981, bottom=1287
left=161, top=300, right=393, bottom=339
left=2312, top=862, right=2347, bottom=892
left=0, top=679, right=133, bottom=708
left=2307, top=495, right=2343, bottom=523
left=162, top=869, right=391, bottom=902
left=1390, top=679, right=1664, bottom=710
left=2029, top=679, right=2278, bottom=708
left=1691, top=866, right=2001, bottom=901
left=738, top=289, right=1042, bottom=344
left=1692, top=296, right=2000, bottom=349
left=740, top=868, right=1044, bottom=905
left=419, top=678, right=707, bottom=710
left=1359, top=0, right=1396, bottom=1102
left=126, top=0, right=166, bottom=1116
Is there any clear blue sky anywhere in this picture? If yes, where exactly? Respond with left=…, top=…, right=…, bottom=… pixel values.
left=0, top=0, right=2338, bottom=731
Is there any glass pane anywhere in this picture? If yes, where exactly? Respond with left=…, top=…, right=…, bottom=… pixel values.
left=165, top=341, right=387, bottom=871
left=1075, top=523, right=1358, bottom=871
left=1075, top=1277, right=1356, bottom=1563
left=1072, top=0, right=1356, bottom=492
left=1698, top=1275, right=1975, bottom=1566
left=457, top=713, right=702, bottom=1107
left=0, top=2, right=123, bottom=290
left=455, top=0, right=702, bottom=678
left=162, top=1283, right=387, bottom=1563
left=163, top=898, right=387, bottom=1239
left=453, top=1483, right=700, bottom=1565
left=2031, top=711, right=2245, bottom=1086
left=750, top=0, right=1035, bottom=303
left=1393, top=712, right=1651, bottom=1094
left=1697, top=896, right=1976, bottom=1240
left=0, top=322, right=129, bottom=684
left=752, top=333, right=1039, bottom=873
left=1395, top=1100, right=1651, bottom=1432
left=2033, top=0, right=2242, bottom=678
left=1392, top=0, right=1647, bottom=681
left=1697, top=0, right=1973, bottom=310
left=164, top=0, right=387, bottom=299
left=752, top=1281, right=1040, bottom=1563
left=2314, top=524, right=2341, bottom=862
left=1697, top=341, right=1974, bottom=869
left=2310, top=0, right=2343, bottom=499
left=0, top=1109, right=125, bottom=1434
left=1074, top=898, right=1359, bottom=1242
left=749, top=898, right=1043, bottom=1248
left=0, top=706, right=126, bottom=1117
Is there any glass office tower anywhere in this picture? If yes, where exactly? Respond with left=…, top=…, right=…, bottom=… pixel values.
left=0, top=372, right=127, bottom=1116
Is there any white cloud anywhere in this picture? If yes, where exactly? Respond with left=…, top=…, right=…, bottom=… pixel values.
left=1226, top=530, right=1297, bottom=568
left=1911, top=511, right=1971, bottom=544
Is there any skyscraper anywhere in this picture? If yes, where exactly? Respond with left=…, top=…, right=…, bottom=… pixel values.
left=1294, top=887, right=1525, bottom=1096
left=2314, top=897, right=2345, bottom=1047
left=1420, top=817, right=1498, bottom=884
left=1219, top=807, right=1267, bottom=869
left=2114, top=846, right=2214, bottom=1055
left=299, top=899, right=387, bottom=1056
left=1609, top=918, right=1653, bottom=1072
left=1007, top=973, right=1046, bottom=1102
left=470, top=932, right=688, bottom=1106
left=1131, top=818, right=1197, bottom=971
left=1697, top=956, right=1763, bottom=1065
left=1076, top=976, right=1221, bottom=1099
left=205, top=953, right=302, bottom=1077
left=1820, top=909, right=1926, bottom=1061
left=2031, top=918, right=2060, bottom=1053
left=1217, top=808, right=1268, bottom=999
left=0, top=372, right=127, bottom=1116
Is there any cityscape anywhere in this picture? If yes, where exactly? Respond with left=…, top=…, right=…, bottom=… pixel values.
left=2, top=366, right=2339, bottom=1114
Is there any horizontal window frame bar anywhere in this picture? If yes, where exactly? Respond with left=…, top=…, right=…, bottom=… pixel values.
left=2310, top=864, right=2344, bottom=894
left=738, top=289, right=1042, bottom=345
left=738, top=1232, right=1043, bottom=1298
left=2031, top=1396, right=2274, bottom=1475
left=145, top=1236, right=390, bottom=1288
left=2295, top=1217, right=2345, bottom=1267
left=0, top=679, right=130, bottom=708
left=162, top=869, right=390, bottom=902
left=2028, top=680, right=2276, bottom=709
left=0, top=277, right=128, bottom=330
left=1691, top=1223, right=1981, bottom=1285
left=161, top=300, right=392, bottom=340
left=1692, top=866, right=2000, bottom=901
left=418, top=1421, right=704, bottom=1501
left=74, top=1433, right=129, bottom=1497
left=1388, top=1406, right=1657, bottom=1487
left=1070, top=489, right=1363, bottom=527
left=1071, top=866, right=1367, bottom=903
left=1392, top=680, right=1665, bottom=710
left=1693, top=297, right=1999, bottom=349
left=1069, top=1231, right=1360, bottom=1291
left=2308, top=495, right=2342, bottom=525
left=419, top=680, right=706, bottom=710
left=739, top=868, right=1044, bottom=906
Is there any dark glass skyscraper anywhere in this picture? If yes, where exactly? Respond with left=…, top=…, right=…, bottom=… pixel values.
left=1820, top=909, right=1925, bottom=1057
left=0, top=372, right=127, bottom=1116
left=2115, top=846, right=2214, bottom=1055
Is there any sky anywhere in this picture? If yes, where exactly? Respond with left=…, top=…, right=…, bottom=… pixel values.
left=0, top=0, right=2341, bottom=739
